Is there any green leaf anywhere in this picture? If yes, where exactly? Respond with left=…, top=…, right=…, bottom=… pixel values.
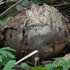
left=36, top=1, right=41, bottom=4
left=0, top=51, right=7, bottom=57
left=21, top=62, right=29, bottom=67
left=63, top=58, right=70, bottom=70
left=55, top=61, right=66, bottom=67
left=0, top=50, right=15, bottom=59
left=5, top=51, right=15, bottom=59
left=0, top=19, right=8, bottom=26
left=16, top=5, right=23, bottom=11
left=2, top=56, right=12, bottom=64
left=31, top=0, right=41, bottom=4
left=0, top=61, right=4, bottom=67
left=27, top=66, right=35, bottom=70
left=27, top=66, right=46, bottom=70
left=63, top=63, right=69, bottom=70
left=0, top=56, right=2, bottom=62
left=0, top=47, right=16, bottom=52
left=0, top=56, right=13, bottom=67
left=45, top=61, right=64, bottom=70
left=35, top=66, right=46, bottom=70
left=53, top=57, right=67, bottom=62
left=20, top=0, right=30, bottom=6
left=53, top=66, right=63, bottom=70
left=68, top=58, right=70, bottom=64
left=3, top=60, right=16, bottom=70
left=68, top=39, right=70, bottom=42
left=16, top=0, right=30, bottom=11
left=45, top=64, right=55, bottom=70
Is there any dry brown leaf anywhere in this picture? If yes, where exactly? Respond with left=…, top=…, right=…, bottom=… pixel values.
left=63, top=54, right=70, bottom=60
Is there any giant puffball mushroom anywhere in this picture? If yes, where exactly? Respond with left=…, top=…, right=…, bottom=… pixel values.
left=4, top=4, right=70, bottom=60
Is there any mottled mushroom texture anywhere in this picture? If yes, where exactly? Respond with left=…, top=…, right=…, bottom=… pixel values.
left=7, top=4, right=69, bottom=60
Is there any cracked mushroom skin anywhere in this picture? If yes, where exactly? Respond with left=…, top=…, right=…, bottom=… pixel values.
left=5, top=4, right=69, bottom=60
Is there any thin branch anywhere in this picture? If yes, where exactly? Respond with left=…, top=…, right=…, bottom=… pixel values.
left=0, top=0, right=24, bottom=17
left=61, top=13, right=70, bottom=19
left=52, top=2, right=70, bottom=7
left=0, top=2, right=4, bottom=5
left=15, top=50, right=38, bottom=65
left=0, top=0, right=17, bottom=5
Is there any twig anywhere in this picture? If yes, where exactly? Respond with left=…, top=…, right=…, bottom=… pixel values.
left=15, top=50, right=39, bottom=65
left=0, top=1, right=4, bottom=5
left=0, top=0, right=24, bottom=16
left=52, top=2, right=70, bottom=7
left=34, top=57, right=39, bottom=67
left=62, top=13, right=70, bottom=19
left=0, top=0, right=17, bottom=5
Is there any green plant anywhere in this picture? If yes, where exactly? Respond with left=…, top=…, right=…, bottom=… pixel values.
left=31, top=0, right=42, bottom=4
left=16, top=0, right=42, bottom=11
left=0, top=47, right=16, bottom=70
left=21, top=62, right=47, bottom=70
left=0, top=19, right=8, bottom=26
left=16, top=0, right=31, bottom=11
left=21, top=57, right=70, bottom=70
left=45, top=57, right=70, bottom=70
left=3, top=60, right=16, bottom=70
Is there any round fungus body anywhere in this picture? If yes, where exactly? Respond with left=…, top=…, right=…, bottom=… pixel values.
left=4, top=4, right=70, bottom=60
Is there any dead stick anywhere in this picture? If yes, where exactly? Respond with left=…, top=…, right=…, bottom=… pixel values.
left=61, top=13, right=70, bottom=19
left=52, top=3, right=70, bottom=7
left=15, top=50, right=38, bottom=65
left=0, top=0, right=24, bottom=17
